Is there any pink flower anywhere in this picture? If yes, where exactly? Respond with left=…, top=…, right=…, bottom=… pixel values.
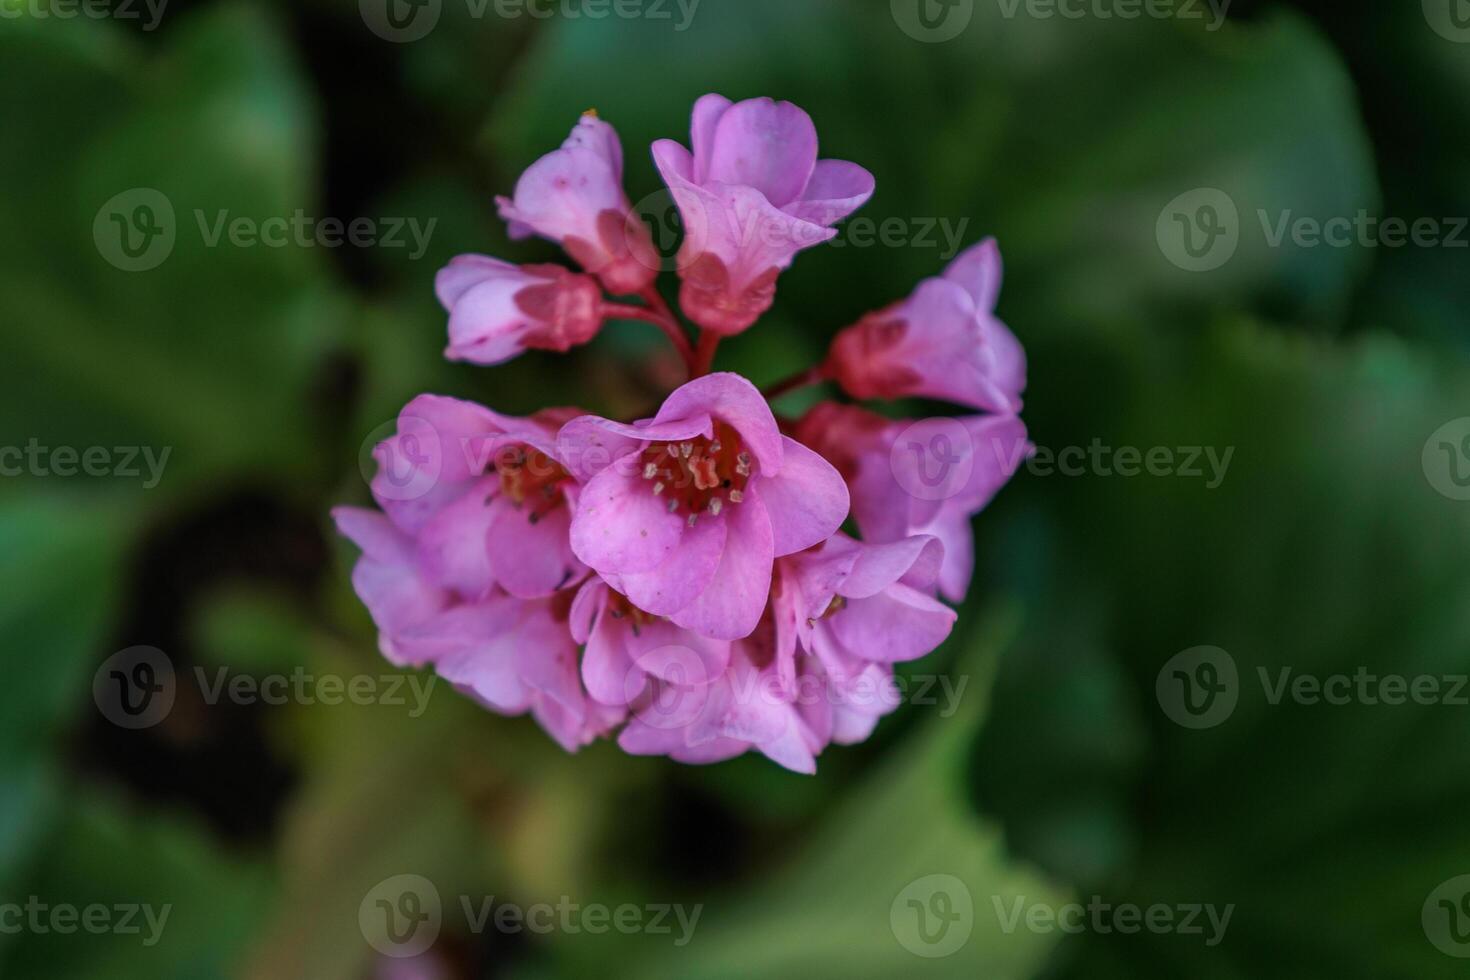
left=392, top=593, right=625, bottom=752
left=795, top=402, right=1029, bottom=602
left=616, top=612, right=830, bottom=774
left=496, top=111, right=658, bottom=295
left=559, top=373, right=849, bottom=641
left=333, top=509, right=620, bottom=752
left=370, top=395, right=588, bottom=600
left=571, top=577, right=731, bottom=707
left=775, top=533, right=956, bottom=680
left=652, top=94, right=874, bottom=336
left=437, top=257, right=605, bottom=366
left=826, top=238, right=1026, bottom=413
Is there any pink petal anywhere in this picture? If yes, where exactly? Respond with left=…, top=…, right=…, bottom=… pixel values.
left=688, top=93, right=733, bottom=184
left=615, top=513, right=727, bottom=616
left=557, top=412, right=712, bottom=483
left=841, top=534, right=946, bottom=598
left=943, top=238, right=1003, bottom=313
left=415, top=480, right=498, bottom=601
left=486, top=499, right=585, bottom=599
left=655, top=373, right=783, bottom=476
left=706, top=98, right=818, bottom=208
left=570, top=465, right=688, bottom=574
left=786, top=159, right=875, bottom=226
left=759, top=436, right=849, bottom=557
left=668, top=483, right=775, bottom=640
left=828, top=582, right=956, bottom=664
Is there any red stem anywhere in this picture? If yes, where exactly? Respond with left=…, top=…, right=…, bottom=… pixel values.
left=602, top=299, right=696, bottom=375
left=762, top=364, right=829, bottom=400
left=693, top=332, right=721, bottom=377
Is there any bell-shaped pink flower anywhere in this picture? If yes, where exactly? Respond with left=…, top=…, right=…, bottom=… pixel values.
left=559, top=373, right=849, bottom=641
left=437, top=257, right=605, bottom=367
left=496, top=111, right=658, bottom=295
left=616, top=613, right=829, bottom=774
left=652, top=94, right=874, bottom=336
left=369, top=395, right=588, bottom=600
left=826, top=238, right=1026, bottom=413
left=776, top=533, right=956, bottom=684
left=571, top=577, right=731, bottom=708
left=795, top=402, right=1029, bottom=602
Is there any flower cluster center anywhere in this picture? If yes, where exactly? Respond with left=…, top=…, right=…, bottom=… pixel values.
left=496, top=444, right=573, bottom=524
left=639, top=420, right=751, bottom=525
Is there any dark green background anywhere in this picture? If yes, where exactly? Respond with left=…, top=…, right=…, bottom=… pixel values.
left=3, top=0, right=1469, bottom=977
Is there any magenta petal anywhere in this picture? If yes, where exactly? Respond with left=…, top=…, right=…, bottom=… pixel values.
left=333, top=506, right=412, bottom=565
left=655, top=373, right=783, bottom=475
left=668, top=484, right=775, bottom=640
left=514, top=604, right=584, bottom=718
left=627, top=620, right=730, bottom=687
left=616, top=514, right=727, bottom=616
left=841, top=534, right=946, bottom=598
left=943, top=238, right=1003, bottom=313
left=759, top=436, right=849, bottom=556
left=415, top=480, right=497, bottom=600
left=557, top=412, right=712, bottom=482
left=706, top=98, right=818, bottom=208
left=486, top=500, right=585, bottom=599
left=688, top=93, right=733, bottom=183
left=786, top=159, right=875, bottom=226
left=436, top=254, right=515, bottom=309
left=829, top=582, right=956, bottom=664
left=412, top=601, right=532, bottom=712
left=570, top=465, right=687, bottom=574
left=755, top=714, right=818, bottom=774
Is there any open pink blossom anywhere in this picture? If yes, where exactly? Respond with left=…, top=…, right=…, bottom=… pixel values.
left=559, top=373, right=849, bottom=641
left=437, top=256, right=605, bottom=366
left=652, top=94, right=874, bottom=336
left=496, top=111, right=658, bottom=295
left=391, top=592, right=625, bottom=752
left=327, top=522, right=622, bottom=752
left=826, top=238, right=1026, bottom=413
left=370, top=395, right=588, bottom=600
left=776, top=533, right=956, bottom=681
left=795, top=402, right=1029, bottom=602
left=571, top=577, right=731, bottom=708
left=616, top=612, right=829, bottom=774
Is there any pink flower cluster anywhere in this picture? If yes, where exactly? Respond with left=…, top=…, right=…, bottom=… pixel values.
left=335, top=96, right=1029, bottom=773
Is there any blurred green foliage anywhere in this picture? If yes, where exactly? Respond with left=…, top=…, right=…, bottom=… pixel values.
left=2, top=0, right=1468, bottom=978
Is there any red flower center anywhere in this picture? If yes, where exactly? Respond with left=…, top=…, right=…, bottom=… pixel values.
left=639, top=420, right=752, bottom=525
left=496, top=444, right=574, bottom=524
